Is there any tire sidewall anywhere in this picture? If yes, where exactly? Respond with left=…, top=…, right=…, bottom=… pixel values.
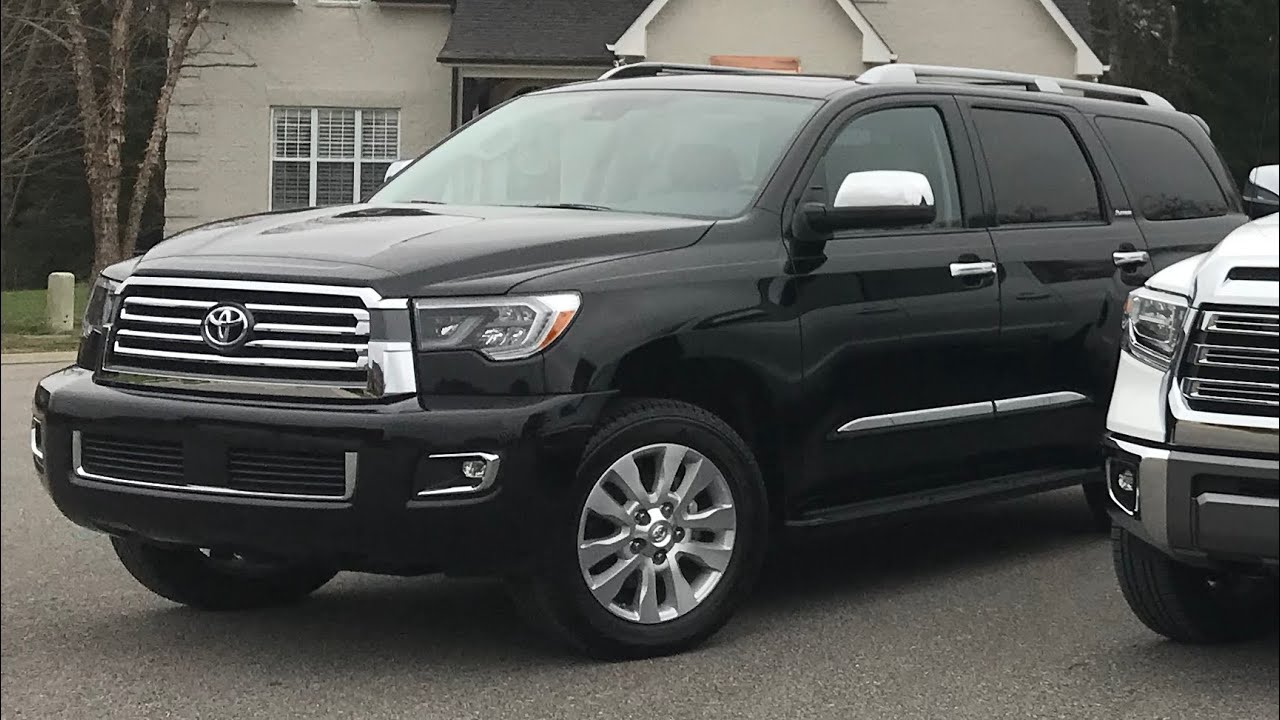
left=548, top=408, right=768, bottom=655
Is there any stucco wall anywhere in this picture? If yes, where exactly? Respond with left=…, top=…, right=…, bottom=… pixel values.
left=164, top=1, right=451, bottom=233
left=644, top=0, right=866, bottom=75
left=859, top=0, right=1079, bottom=77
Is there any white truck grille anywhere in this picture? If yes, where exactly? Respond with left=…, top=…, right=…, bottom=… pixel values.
left=1180, top=309, right=1280, bottom=416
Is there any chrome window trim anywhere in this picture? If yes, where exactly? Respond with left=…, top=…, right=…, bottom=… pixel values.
left=71, top=431, right=358, bottom=502
left=993, top=391, right=1090, bottom=413
left=416, top=452, right=502, bottom=497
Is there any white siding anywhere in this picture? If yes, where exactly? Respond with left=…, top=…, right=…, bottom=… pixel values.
left=859, top=0, right=1079, bottom=77
left=644, top=0, right=866, bottom=75
left=164, top=1, right=452, bottom=233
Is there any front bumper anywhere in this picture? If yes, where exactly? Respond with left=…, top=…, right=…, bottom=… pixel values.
left=32, top=365, right=612, bottom=575
left=1105, top=434, right=1279, bottom=571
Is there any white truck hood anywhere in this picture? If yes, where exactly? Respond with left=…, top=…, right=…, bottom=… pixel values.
left=1148, top=213, right=1279, bottom=306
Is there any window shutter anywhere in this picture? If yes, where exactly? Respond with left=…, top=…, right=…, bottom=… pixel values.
left=317, top=109, right=357, bottom=159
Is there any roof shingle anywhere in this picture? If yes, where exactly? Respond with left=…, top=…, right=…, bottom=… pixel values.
left=438, top=0, right=651, bottom=65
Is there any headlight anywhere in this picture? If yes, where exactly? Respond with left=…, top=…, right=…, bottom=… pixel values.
left=1122, top=287, right=1188, bottom=370
left=81, top=275, right=121, bottom=337
left=412, top=293, right=580, bottom=361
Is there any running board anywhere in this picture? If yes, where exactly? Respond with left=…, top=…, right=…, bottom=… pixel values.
left=786, top=467, right=1096, bottom=528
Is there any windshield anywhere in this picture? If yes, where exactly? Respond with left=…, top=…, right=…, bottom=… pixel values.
left=370, top=89, right=820, bottom=218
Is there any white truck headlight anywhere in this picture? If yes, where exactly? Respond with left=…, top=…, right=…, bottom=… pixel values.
left=1122, top=287, right=1188, bottom=370
left=412, top=293, right=580, bottom=361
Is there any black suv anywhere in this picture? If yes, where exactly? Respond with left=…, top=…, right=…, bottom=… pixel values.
left=32, top=63, right=1252, bottom=658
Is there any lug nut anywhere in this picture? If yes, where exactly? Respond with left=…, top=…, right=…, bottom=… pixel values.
left=634, top=510, right=650, bottom=524
left=661, top=502, right=673, bottom=516
left=653, top=552, right=667, bottom=564
left=674, top=528, right=685, bottom=541
left=630, top=539, right=645, bottom=552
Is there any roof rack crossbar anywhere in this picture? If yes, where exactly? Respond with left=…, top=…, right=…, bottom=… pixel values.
left=856, top=64, right=1175, bottom=111
left=598, top=62, right=794, bottom=81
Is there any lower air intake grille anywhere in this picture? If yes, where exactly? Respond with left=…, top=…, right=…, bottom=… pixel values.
left=227, top=449, right=351, bottom=498
left=73, top=432, right=355, bottom=500
left=80, top=435, right=184, bottom=484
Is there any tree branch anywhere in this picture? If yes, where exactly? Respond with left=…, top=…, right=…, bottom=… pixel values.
left=121, top=0, right=210, bottom=257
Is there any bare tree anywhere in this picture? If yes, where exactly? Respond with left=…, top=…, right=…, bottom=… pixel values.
left=0, top=0, right=77, bottom=237
left=60, top=0, right=212, bottom=275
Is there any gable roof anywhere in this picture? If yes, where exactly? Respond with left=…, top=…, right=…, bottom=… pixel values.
left=1053, top=0, right=1093, bottom=45
left=438, top=0, right=1101, bottom=74
left=439, top=0, right=650, bottom=65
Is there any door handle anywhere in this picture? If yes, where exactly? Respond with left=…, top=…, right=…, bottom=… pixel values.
left=949, top=261, right=997, bottom=278
left=1112, top=250, right=1150, bottom=268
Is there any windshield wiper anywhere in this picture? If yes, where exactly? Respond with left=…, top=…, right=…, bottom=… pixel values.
left=527, top=203, right=613, bottom=211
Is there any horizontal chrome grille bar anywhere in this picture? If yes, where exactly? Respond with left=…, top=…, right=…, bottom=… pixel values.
left=1202, top=311, right=1280, bottom=336
left=1183, top=378, right=1280, bottom=406
left=253, top=321, right=369, bottom=336
left=244, top=303, right=369, bottom=319
left=119, top=310, right=202, bottom=326
left=112, top=343, right=369, bottom=370
left=123, top=297, right=217, bottom=309
left=1193, top=343, right=1280, bottom=371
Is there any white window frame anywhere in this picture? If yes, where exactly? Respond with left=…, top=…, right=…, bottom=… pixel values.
left=270, top=107, right=401, bottom=209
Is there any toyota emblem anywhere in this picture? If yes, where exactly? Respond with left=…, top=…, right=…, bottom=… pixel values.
left=201, top=304, right=252, bottom=351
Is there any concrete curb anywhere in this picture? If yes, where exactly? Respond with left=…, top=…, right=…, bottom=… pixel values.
left=1, top=351, right=77, bottom=366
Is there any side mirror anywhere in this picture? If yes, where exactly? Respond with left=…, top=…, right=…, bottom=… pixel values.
left=796, top=170, right=936, bottom=237
left=1243, top=164, right=1279, bottom=220
left=384, top=159, right=413, bottom=183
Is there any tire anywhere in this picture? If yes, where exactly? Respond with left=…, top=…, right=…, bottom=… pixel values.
left=509, top=399, right=768, bottom=660
left=112, top=537, right=337, bottom=611
left=1082, top=480, right=1113, bottom=532
left=1111, top=527, right=1276, bottom=643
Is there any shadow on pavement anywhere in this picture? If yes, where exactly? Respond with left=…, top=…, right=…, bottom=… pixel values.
left=70, top=489, right=1274, bottom=675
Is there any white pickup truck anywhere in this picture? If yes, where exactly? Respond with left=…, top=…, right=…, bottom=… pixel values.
left=1104, top=172, right=1278, bottom=643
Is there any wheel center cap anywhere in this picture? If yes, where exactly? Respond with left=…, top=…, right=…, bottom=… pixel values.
left=648, top=521, right=674, bottom=548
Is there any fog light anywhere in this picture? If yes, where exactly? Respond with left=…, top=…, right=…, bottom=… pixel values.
left=1106, top=457, right=1139, bottom=516
left=461, top=459, right=488, bottom=480
left=414, top=452, right=501, bottom=498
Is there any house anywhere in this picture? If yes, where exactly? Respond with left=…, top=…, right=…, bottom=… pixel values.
left=164, top=0, right=1102, bottom=233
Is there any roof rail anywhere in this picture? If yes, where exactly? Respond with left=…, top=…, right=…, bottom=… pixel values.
left=857, top=64, right=1175, bottom=111
left=598, top=62, right=794, bottom=81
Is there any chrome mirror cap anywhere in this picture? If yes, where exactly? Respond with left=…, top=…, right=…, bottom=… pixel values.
left=833, top=170, right=935, bottom=210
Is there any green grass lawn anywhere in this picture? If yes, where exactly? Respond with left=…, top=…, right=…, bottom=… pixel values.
left=1, top=285, right=89, bottom=353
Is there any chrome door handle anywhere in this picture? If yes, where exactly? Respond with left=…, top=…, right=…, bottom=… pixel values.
left=949, top=261, right=997, bottom=278
left=1112, top=250, right=1150, bottom=268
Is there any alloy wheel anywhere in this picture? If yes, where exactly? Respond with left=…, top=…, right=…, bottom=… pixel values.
left=576, top=443, right=737, bottom=624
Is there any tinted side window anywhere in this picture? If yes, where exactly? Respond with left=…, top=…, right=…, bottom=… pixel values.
left=971, top=109, right=1103, bottom=225
left=1095, top=117, right=1229, bottom=221
left=813, top=106, right=963, bottom=228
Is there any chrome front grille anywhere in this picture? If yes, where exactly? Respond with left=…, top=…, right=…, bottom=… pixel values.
left=100, top=278, right=415, bottom=398
left=1180, top=309, right=1280, bottom=416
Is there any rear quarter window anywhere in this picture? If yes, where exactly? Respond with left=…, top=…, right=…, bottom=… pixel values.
left=1095, top=117, right=1230, bottom=221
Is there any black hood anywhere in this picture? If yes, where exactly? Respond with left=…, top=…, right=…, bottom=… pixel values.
left=134, top=204, right=715, bottom=296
